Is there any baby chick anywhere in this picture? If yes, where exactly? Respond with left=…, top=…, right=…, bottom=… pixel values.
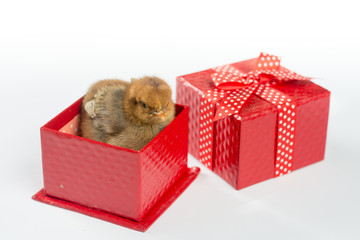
left=79, top=77, right=175, bottom=151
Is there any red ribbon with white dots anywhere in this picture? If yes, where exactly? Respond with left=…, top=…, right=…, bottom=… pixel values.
left=199, top=53, right=311, bottom=177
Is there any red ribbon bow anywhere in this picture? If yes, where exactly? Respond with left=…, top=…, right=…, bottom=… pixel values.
left=198, top=53, right=310, bottom=177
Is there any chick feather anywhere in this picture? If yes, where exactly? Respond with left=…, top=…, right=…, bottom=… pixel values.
left=79, top=77, right=175, bottom=151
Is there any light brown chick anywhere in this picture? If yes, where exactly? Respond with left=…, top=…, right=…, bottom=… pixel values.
left=79, top=76, right=175, bottom=151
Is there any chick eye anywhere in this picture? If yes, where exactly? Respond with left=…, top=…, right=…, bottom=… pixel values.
left=141, top=101, right=147, bottom=109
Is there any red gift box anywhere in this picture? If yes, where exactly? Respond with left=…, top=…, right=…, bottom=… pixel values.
left=176, top=53, right=330, bottom=190
left=33, top=97, right=200, bottom=232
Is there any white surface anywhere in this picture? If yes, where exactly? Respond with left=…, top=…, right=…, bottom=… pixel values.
left=1, top=0, right=359, bottom=239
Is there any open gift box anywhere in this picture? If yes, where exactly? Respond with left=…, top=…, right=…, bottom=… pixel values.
left=33, top=97, right=200, bottom=232
left=176, top=53, right=330, bottom=190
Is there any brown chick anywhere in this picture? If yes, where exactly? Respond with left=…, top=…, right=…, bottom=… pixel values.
left=79, top=77, right=175, bottom=151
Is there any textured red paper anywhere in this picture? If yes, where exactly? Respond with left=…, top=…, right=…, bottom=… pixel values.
left=35, top=97, right=200, bottom=230
left=33, top=167, right=199, bottom=232
left=176, top=58, right=330, bottom=190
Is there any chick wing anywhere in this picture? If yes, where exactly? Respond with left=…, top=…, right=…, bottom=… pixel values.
left=80, top=80, right=129, bottom=142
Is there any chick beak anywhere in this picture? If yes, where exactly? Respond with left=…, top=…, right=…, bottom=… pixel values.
left=153, top=111, right=166, bottom=120
left=154, top=100, right=166, bottom=120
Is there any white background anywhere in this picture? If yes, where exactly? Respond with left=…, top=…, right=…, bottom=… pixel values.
left=1, top=0, right=359, bottom=239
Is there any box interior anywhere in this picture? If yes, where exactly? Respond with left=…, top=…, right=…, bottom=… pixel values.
left=59, top=115, right=80, bottom=135
left=48, top=97, right=184, bottom=143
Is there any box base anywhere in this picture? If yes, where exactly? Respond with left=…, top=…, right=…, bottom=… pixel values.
left=33, top=167, right=200, bottom=232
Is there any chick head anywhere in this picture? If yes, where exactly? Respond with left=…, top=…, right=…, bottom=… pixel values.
left=126, top=76, right=175, bottom=125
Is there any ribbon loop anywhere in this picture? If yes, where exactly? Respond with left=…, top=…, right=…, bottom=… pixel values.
left=254, top=52, right=281, bottom=71
left=210, top=53, right=310, bottom=121
left=213, top=86, right=258, bottom=121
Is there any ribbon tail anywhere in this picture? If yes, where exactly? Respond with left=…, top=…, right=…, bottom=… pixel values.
left=255, top=84, right=296, bottom=177
left=213, top=85, right=259, bottom=121
left=200, top=85, right=259, bottom=170
left=198, top=89, right=227, bottom=169
left=199, top=97, right=215, bottom=169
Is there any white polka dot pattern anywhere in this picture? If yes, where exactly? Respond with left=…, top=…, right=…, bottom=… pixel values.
left=197, top=53, right=310, bottom=171
left=59, top=115, right=80, bottom=136
left=199, top=85, right=259, bottom=168
left=199, top=89, right=227, bottom=168
left=211, top=53, right=310, bottom=90
left=254, top=53, right=311, bottom=82
left=255, top=85, right=296, bottom=176
left=199, top=97, right=215, bottom=168
left=254, top=53, right=281, bottom=71
left=212, top=65, right=254, bottom=88
left=214, top=86, right=258, bottom=121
